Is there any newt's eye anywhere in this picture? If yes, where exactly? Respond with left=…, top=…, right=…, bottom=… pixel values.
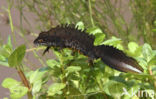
left=38, top=39, right=44, bottom=42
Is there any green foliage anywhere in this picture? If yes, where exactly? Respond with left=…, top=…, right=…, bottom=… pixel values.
left=65, top=66, right=81, bottom=74
left=1, top=0, right=156, bottom=99
left=48, top=83, right=66, bottom=96
left=28, top=68, right=48, bottom=95
left=0, top=36, right=12, bottom=67
left=2, top=78, right=28, bottom=99
left=46, top=59, right=60, bottom=68
left=102, top=36, right=124, bottom=50
left=142, top=43, right=154, bottom=62
left=127, top=42, right=141, bottom=57
left=1, top=23, right=156, bottom=98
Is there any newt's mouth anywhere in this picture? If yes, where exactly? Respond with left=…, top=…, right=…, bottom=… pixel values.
left=34, top=42, right=47, bottom=46
left=33, top=39, right=54, bottom=46
left=34, top=38, right=42, bottom=43
left=33, top=38, right=45, bottom=46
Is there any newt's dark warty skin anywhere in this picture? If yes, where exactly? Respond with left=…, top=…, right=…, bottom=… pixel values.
left=34, top=24, right=144, bottom=74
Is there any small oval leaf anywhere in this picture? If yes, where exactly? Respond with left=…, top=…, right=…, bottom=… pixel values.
left=48, top=83, right=66, bottom=96
left=142, top=43, right=153, bottom=62
left=65, top=66, right=81, bottom=73
left=8, top=44, right=26, bottom=67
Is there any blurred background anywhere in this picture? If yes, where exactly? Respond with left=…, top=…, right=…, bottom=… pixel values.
left=0, top=0, right=156, bottom=98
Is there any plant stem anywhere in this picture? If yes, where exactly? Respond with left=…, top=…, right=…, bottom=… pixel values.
left=7, top=0, right=16, bottom=46
left=88, top=0, right=95, bottom=27
left=17, top=67, right=33, bottom=99
left=26, top=47, right=45, bottom=52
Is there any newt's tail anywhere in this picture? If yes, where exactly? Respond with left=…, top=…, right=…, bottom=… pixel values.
left=94, top=45, right=143, bottom=73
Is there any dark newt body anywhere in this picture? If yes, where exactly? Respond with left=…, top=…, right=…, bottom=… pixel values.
left=34, top=25, right=96, bottom=59
left=34, top=24, right=143, bottom=74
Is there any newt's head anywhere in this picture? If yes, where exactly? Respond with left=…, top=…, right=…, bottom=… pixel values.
left=34, top=29, right=65, bottom=47
left=34, top=31, right=52, bottom=46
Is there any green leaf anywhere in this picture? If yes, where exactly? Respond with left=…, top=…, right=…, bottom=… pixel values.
left=32, top=80, right=42, bottom=94
left=62, top=48, right=72, bottom=56
left=29, top=69, right=48, bottom=94
left=7, top=36, right=13, bottom=51
left=94, top=33, right=105, bottom=45
left=8, top=44, right=26, bottom=67
left=2, top=78, right=20, bottom=88
left=0, top=55, right=9, bottom=66
left=29, top=69, right=47, bottom=84
left=0, top=47, right=10, bottom=58
left=10, top=86, right=28, bottom=99
left=116, top=44, right=124, bottom=50
left=128, top=42, right=139, bottom=53
left=87, top=27, right=103, bottom=35
left=136, top=57, right=147, bottom=71
left=142, top=43, right=153, bottom=62
left=2, top=78, right=28, bottom=99
left=148, top=56, right=156, bottom=66
left=103, top=81, right=126, bottom=98
left=108, top=82, right=126, bottom=97
left=121, top=73, right=154, bottom=81
left=53, top=49, right=62, bottom=61
left=76, top=21, right=85, bottom=30
left=0, top=36, right=13, bottom=58
left=48, top=83, right=66, bottom=96
left=127, top=42, right=142, bottom=57
left=0, top=54, right=5, bottom=61
left=65, top=66, right=81, bottom=73
left=46, top=59, right=60, bottom=68
left=102, top=36, right=122, bottom=46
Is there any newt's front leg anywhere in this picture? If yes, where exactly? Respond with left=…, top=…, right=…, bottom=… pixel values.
left=42, top=46, right=51, bottom=55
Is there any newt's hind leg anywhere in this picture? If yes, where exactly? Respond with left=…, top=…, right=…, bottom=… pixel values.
left=42, top=46, right=50, bottom=55
left=88, top=58, right=94, bottom=67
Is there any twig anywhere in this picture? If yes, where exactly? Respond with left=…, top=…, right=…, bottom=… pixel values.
left=17, top=67, right=33, bottom=99
left=26, top=47, right=45, bottom=52
left=88, top=0, right=95, bottom=27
